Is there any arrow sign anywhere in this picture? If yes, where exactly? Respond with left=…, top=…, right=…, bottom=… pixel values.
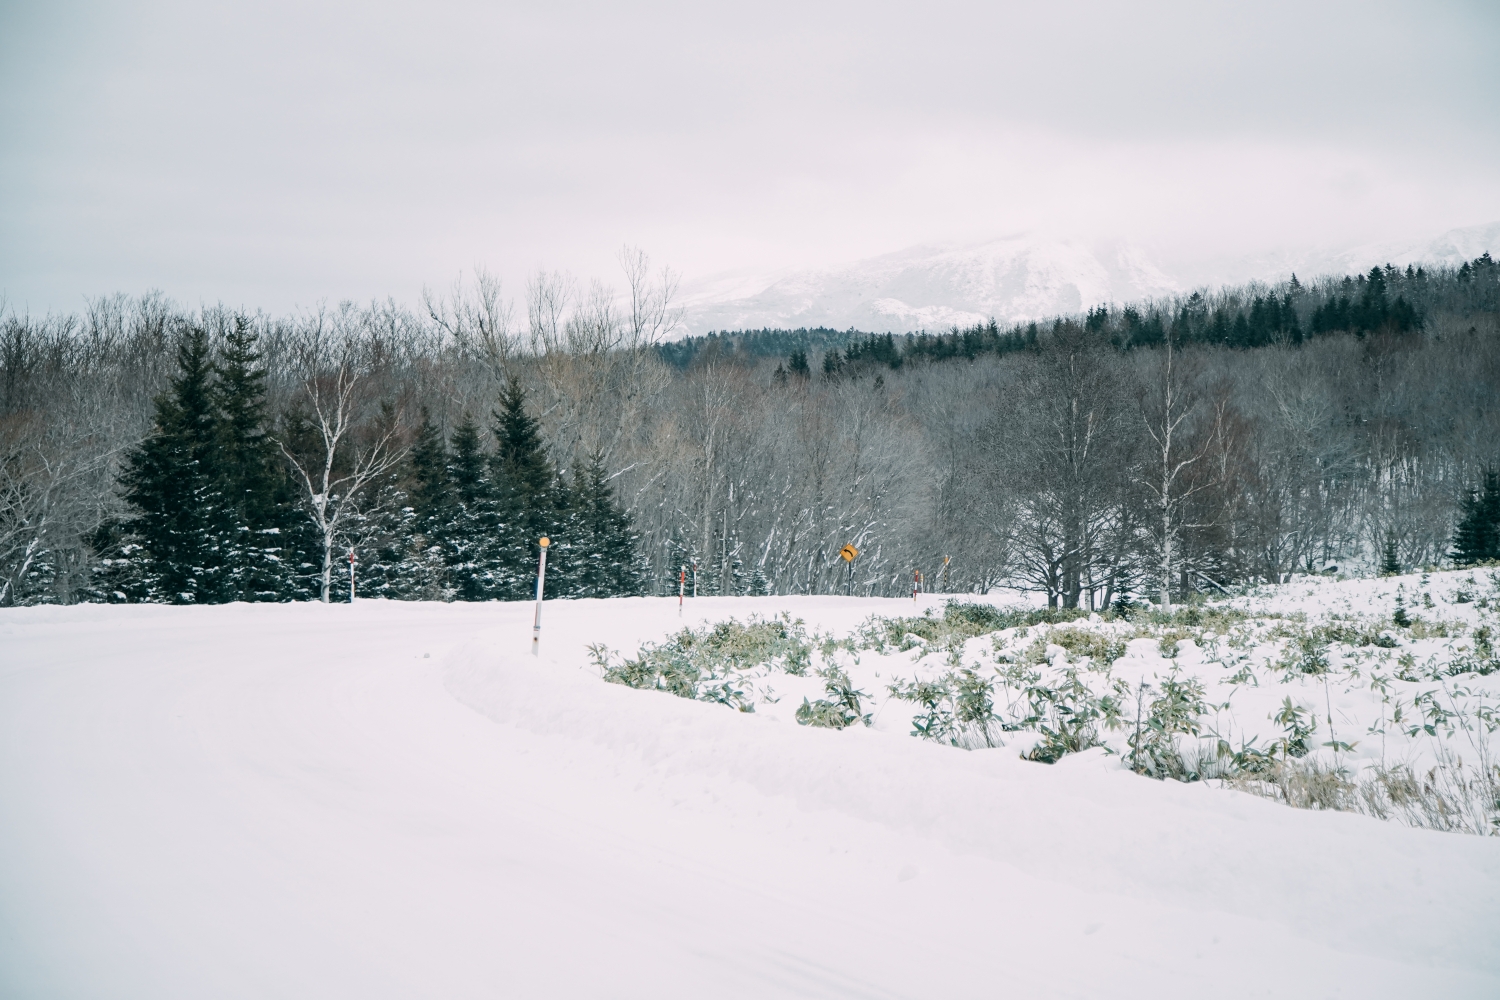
left=839, top=544, right=859, bottom=562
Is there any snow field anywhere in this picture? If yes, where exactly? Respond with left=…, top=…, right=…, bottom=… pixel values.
left=2, top=583, right=1498, bottom=998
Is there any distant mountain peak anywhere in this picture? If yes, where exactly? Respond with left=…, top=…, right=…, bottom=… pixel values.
left=678, top=223, right=1500, bottom=335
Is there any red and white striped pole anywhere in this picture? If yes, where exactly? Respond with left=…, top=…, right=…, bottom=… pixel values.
left=348, top=547, right=357, bottom=603
left=532, top=537, right=550, bottom=656
left=678, top=565, right=686, bottom=617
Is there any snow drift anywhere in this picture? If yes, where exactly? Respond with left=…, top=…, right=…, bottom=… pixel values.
left=2, top=588, right=1498, bottom=998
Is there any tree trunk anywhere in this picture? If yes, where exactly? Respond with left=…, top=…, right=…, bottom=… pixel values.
left=320, top=533, right=333, bottom=603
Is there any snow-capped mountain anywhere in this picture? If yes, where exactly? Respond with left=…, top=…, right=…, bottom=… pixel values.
left=680, top=237, right=1182, bottom=333
left=1324, top=220, right=1500, bottom=273
left=678, top=222, right=1500, bottom=334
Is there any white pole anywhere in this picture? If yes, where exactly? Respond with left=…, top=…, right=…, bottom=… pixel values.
left=532, top=537, right=550, bottom=656
left=348, top=548, right=356, bottom=603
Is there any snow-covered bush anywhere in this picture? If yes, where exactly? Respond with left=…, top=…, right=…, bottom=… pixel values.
left=595, top=613, right=814, bottom=711
left=589, top=569, right=1500, bottom=834
left=795, top=666, right=870, bottom=730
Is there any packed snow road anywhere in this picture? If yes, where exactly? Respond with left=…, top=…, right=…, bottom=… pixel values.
left=2, top=597, right=1497, bottom=999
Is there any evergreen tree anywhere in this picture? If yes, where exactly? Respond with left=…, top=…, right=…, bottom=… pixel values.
left=408, top=409, right=450, bottom=516
left=339, top=468, right=437, bottom=601
left=566, top=453, right=645, bottom=597
left=398, top=409, right=455, bottom=598
left=337, top=410, right=453, bottom=602
left=822, top=349, right=843, bottom=379
left=1380, top=530, right=1401, bottom=576
left=1453, top=471, right=1500, bottom=565
left=492, top=379, right=556, bottom=502
left=111, top=325, right=225, bottom=602
left=212, top=316, right=303, bottom=600
left=491, top=379, right=565, bottom=597
left=449, top=417, right=489, bottom=505
left=787, top=350, right=810, bottom=377
left=444, top=415, right=516, bottom=600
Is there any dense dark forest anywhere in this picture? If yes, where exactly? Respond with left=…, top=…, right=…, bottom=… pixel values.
left=3, top=252, right=1498, bottom=608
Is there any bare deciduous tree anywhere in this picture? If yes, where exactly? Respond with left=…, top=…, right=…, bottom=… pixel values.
left=278, top=332, right=408, bottom=602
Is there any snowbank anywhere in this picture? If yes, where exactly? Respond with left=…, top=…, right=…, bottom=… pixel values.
left=2, top=589, right=1498, bottom=997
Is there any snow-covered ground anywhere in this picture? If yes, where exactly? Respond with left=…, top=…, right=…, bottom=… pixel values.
left=3, top=578, right=1499, bottom=998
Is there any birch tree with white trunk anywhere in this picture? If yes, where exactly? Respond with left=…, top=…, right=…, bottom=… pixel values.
left=1137, top=332, right=1216, bottom=611
left=278, top=353, right=407, bottom=603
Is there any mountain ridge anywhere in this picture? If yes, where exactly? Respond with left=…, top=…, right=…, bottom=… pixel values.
left=678, top=222, right=1500, bottom=334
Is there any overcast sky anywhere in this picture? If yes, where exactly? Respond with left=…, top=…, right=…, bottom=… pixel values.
left=2, top=0, right=1497, bottom=314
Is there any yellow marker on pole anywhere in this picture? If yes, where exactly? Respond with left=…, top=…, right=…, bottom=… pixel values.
left=532, top=537, right=550, bottom=655
left=840, top=544, right=858, bottom=595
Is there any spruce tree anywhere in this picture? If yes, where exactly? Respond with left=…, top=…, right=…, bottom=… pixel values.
left=491, top=379, right=564, bottom=597
left=408, top=409, right=450, bottom=518
left=1380, top=530, right=1401, bottom=576
left=1453, top=471, right=1500, bottom=565
left=213, top=316, right=301, bottom=600
left=400, top=409, right=455, bottom=598
left=493, top=379, right=556, bottom=501
left=822, top=349, right=843, bottom=380
left=113, top=325, right=225, bottom=602
left=567, top=453, right=644, bottom=597
left=341, top=467, right=434, bottom=601
left=444, top=415, right=510, bottom=600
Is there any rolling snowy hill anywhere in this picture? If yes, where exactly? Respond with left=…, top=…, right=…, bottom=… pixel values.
left=679, top=222, right=1500, bottom=334
left=3, top=578, right=1498, bottom=998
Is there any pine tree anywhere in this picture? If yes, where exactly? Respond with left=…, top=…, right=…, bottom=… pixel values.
left=398, top=409, right=454, bottom=598
left=491, top=379, right=564, bottom=597
left=1380, top=530, right=1401, bottom=576
left=444, top=415, right=511, bottom=600
left=213, top=316, right=302, bottom=600
left=1393, top=593, right=1412, bottom=628
left=112, top=325, right=226, bottom=602
left=1453, top=471, right=1500, bottom=565
left=787, top=350, right=810, bottom=378
left=449, top=417, right=488, bottom=504
left=566, top=453, right=645, bottom=597
left=341, top=467, right=436, bottom=601
left=822, top=349, right=843, bottom=380
left=493, top=379, right=555, bottom=501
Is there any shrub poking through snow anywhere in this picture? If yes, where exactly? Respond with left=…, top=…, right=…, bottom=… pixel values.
left=796, top=666, right=870, bottom=729
left=856, top=601, right=1091, bottom=656
left=592, top=569, right=1500, bottom=834
left=888, top=667, right=1004, bottom=748
left=598, top=613, right=814, bottom=710
left=1022, top=665, right=1123, bottom=763
left=1126, top=670, right=1210, bottom=779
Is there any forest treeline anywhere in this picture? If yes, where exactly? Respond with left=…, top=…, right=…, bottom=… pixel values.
left=2, top=251, right=1498, bottom=608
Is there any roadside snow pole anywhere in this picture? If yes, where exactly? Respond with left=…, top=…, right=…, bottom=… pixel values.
left=839, top=544, right=859, bottom=596
left=679, top=565, right=686, bottom=617
left=532, top=536, right=550, bottom=656
left=348, top=547, right=357, bottom=603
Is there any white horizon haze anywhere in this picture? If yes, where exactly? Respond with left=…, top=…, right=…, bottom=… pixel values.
left=1, top=0, right=1497, bottom=317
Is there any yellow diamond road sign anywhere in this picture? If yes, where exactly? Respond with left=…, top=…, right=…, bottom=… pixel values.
left=839, top=544, right=859, bottom=562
